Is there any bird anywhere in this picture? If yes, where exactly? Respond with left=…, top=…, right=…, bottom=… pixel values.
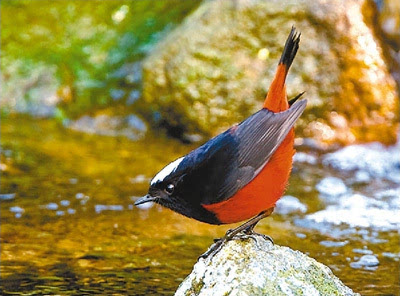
left=135, top=27, right=306, bottom=256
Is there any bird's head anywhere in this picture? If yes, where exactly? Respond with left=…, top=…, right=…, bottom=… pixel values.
left=134, top=157, right=185, bottom=208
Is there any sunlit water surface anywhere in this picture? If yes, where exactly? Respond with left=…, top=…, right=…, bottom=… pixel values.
left=1, top=115, right=399, bottom=295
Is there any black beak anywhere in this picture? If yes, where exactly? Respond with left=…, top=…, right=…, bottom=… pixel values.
left=134, top=194, right=158, bottom=206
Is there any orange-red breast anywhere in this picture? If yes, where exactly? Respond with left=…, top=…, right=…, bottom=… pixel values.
left=135, top=27, right=305, bottom=227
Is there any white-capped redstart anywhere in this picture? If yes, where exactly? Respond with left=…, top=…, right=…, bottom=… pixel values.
left=136, top=27, right=306, bottom=252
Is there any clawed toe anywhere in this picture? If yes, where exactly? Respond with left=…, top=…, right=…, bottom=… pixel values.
left=199, top=238, right=226, bottom=259
left=200, top=231, right=274, bottom=260
left=261, top=234, right=274, bottom=244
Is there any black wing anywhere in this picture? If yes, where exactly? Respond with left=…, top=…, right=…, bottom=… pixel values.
left=176, top=100, right=307, bottom=206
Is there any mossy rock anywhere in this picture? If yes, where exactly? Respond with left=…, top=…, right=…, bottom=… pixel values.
left=175, top=234, right=359, bottom=296
left=142, top=0, right=399, bottom=145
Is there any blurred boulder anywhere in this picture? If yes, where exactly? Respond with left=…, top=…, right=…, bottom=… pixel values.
left=143, top=0, right=399, bottom=145
left=175, top=234, right=358, bottom=296
left=69, top=114, right=147, bottom=140
left=0, top=62, right=60, bottom=117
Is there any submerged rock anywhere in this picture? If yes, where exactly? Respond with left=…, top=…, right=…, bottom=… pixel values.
left=143, top=0, right=398, bottom=144
left=175, top=234, right=358, bottom=296
left=69, top=114, right=147, bottom=140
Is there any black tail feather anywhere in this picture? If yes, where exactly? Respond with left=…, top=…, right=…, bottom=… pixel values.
left=288, top=91, right=305, bottom=106
left=279, top=26, right=301, bottom=70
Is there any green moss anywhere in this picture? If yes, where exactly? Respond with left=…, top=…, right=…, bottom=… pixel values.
left=187, top=277, right=204, bottom=295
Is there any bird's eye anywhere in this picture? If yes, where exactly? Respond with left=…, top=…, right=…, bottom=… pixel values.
left=165, top=184, right=174, bottom=195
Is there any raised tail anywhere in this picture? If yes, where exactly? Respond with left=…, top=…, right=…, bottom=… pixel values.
left=263, top=27, right=301, bottom=112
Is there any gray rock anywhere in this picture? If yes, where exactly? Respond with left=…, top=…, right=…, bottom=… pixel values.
left=175, top=234, right=358, bottom=296
left=143, top=0, right=398, bottom=144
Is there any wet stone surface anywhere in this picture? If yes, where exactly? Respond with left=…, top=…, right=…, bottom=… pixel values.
left=176, top=235, right=358, bottom=296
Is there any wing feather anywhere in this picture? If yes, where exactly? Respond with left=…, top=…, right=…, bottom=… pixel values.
left=177, top=100, right=307, bottom=206
left=210, top=99, right=306, bottom=203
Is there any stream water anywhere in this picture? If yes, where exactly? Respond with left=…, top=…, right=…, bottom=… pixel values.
left=1, top=115, right=399, bottom=295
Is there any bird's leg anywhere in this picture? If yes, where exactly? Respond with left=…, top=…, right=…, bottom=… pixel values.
left=226, top=207, right=274, bottom=238
left=243, top=208, right=275, bottom=244
left=200, top=207, right=274, bottom=259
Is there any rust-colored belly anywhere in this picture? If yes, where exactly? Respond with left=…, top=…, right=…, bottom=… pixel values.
left=202, top=131, right=295, bottom=224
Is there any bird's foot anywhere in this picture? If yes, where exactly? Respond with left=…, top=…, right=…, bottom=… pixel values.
left=199, top=229, right=274, bottom=260
left=200, top=229, right=274, bottom=260
left=199, top=208, right=275, bottom=260
left=259, top=233, right=274, bottom=244
left=199, top=237, right=226, bottom=259
left=199, top=230, right=243, bottom=260
left=241, top=227, right=274, bottom=246
left=200, top=227, right=243, bottom=259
